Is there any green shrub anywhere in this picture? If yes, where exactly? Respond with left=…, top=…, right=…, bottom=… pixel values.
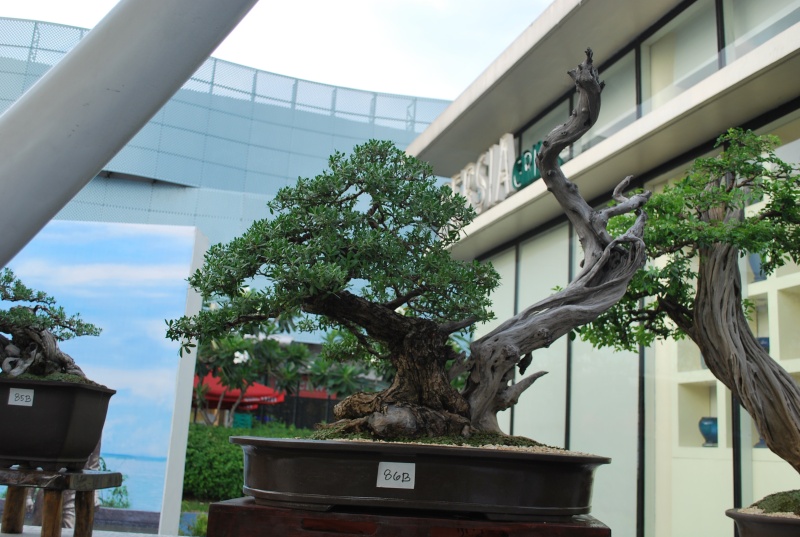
left=98, top=457, right=131, bottom=508
left=182, top=421, right=312, bottom=502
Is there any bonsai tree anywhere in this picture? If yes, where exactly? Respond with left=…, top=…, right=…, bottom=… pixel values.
left=0, top=267, right=100, bottom=379
left=167, top=50, right=651, bottom=439
left=580, top=129, right=800, bottom=482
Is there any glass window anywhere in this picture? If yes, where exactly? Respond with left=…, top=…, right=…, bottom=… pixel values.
left=516, top=100, right=571, bottom=188
left=575, top=51, right=637, bottom=155
left=473, top=247, right=517, bottom=434
left=473, top=248, right=516, bottom=339
left=513, top=225, right=570, bottom=447
left=641, top=0, right=718, bottom=113
left=723, top=0, right=800, bottom=62
left=520, top=99, right=571, bottom=159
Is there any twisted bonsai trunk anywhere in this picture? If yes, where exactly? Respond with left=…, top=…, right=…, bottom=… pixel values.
left=0, top=328, right=85, bottom=378
left=463, top=49, right=650, bottom=432
left=310, top=291, right=471, bottom=438
left=670, top=240, right=800, bottom=474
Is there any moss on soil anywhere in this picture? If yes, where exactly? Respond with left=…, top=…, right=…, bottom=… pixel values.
left=753, top=489, right=800, bottom=515
left=310, top=424, right=552, bottom=449
left=0, top=371, right=106, bottom=388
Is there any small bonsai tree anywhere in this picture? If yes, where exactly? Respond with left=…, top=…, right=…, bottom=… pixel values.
left=580, top=129, right=800, bottom=479
left=0, top=267, right=100, bottom=379
left=167, top=50, right=651, bottom=440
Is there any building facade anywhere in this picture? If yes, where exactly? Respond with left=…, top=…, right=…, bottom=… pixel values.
left=408, top=0, right=800, bottom=536
left=0, top=17, right=450, bottom=247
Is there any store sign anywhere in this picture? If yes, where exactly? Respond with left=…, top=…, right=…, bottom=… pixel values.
left=450, top=134, right=515, bottom=214
left=451, top=135, right=563, bottom=214
left=513, top=141, right=565, bottom=190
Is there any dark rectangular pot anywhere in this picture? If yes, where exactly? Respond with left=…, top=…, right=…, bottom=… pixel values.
left=0, top=377, right=115, bottom=470
left=232, top=437, right=610, bottom=518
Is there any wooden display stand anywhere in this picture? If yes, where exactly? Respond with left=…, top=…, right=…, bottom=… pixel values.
left=0, top=468, right=122, bottom=537
left=207, top=498, right=611, bottom=537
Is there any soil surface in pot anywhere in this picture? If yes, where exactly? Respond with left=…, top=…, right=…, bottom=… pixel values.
left=727, top=508, right=800, bottom=537
left=726, top=490, right=800, bottom=537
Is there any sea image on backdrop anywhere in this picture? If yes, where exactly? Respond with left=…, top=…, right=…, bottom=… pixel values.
left=101, top=453, right=167, bottom=512
left=2, top=221, right=200, bottom=515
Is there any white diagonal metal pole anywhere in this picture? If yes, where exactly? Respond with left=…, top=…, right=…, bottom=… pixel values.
left=0, top=0, right=259, bottom=267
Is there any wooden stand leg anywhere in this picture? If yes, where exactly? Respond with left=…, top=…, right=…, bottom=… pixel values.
left=1, top=486, right=27, bottom=534
left=40, top=490, right=63, bottom=537
left=73, top=491, right=94, bottom=537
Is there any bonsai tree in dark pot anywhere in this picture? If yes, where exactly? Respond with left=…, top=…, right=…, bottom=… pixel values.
left=0, top=268, right=99, bottom=379
left=166, top=51, right=651, bottom=518
left=580, top=128, right=800, bottom=531
left=167, top=50, right=650, bottom=441
left=0, top=267, right=114, bottom=471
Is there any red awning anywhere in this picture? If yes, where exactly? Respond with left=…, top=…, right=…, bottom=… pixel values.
left=194, top=373, right=285, bottom=407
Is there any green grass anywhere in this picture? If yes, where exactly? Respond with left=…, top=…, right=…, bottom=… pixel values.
left=181, top=499, right=211, bottom=514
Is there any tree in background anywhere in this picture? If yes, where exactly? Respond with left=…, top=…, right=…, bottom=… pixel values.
left=194, top=315, right=310, bottom=427
left=309, top=330, right=387, bottom=399
left=581, top=128, right=800, bottom=476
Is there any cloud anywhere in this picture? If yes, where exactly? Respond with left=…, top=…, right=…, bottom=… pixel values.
left=36, top=220, right=196, bottom=246
left=136, top=318, right=185, bottom=351
left=84, top=366, right=178, bottom=408
left=13, top=259, right=191, bottom=289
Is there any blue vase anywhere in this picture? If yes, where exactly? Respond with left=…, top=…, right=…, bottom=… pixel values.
left=749, top=253, right=766, bottom=282
left=698, top=417, right=718, bottom=447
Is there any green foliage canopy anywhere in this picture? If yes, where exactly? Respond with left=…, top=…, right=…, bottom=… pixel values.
left=580, top=128, right=800, bottom=351
left=0, top=268, right=100, bottom=342
left=167, top=140, right=499, bottom=362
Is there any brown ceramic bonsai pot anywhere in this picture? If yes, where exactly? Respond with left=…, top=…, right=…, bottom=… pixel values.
left=0, top=377, right=115, bottom=470
left=231, top=437, right=609, bottom=519
left=726, top=508, right=800, bottom=537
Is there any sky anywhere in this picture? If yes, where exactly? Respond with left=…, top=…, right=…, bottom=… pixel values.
left=0, top=0, right=552, bottom=100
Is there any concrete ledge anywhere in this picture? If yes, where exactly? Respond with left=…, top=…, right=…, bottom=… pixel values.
left=0, top=499, right=160, bottom=535
left=0, top=527, right=168, bottom=537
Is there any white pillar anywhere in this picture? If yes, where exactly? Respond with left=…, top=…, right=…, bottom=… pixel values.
left=0, top=0, right=259, bottom=267
left=160, top=229, right=209, bottom=536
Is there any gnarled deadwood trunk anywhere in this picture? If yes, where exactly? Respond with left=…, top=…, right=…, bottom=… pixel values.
left=678, top=241, right=800, bottom=473
left=464, top=49, right=651, bottom=432
left=654, top=179, right=800, bottom=474
left=0, top=329, right=85, bottom=378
